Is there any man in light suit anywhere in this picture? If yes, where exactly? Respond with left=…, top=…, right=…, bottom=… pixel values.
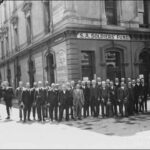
left=15, top=81, right=24, bottom=121
left=100, top=81, right=109, bottom=118
left=30, top=82, right=37, bottom=120
left=73, top=84, right=85, bottom=120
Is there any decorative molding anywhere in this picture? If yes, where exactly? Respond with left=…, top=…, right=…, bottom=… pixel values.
left=22, top=1, right=32, bottom=17
left=100, top=63, right=106, bottom=67
left=10, top=15, right=18, bottom=27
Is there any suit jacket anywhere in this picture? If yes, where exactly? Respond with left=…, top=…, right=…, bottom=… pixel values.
left=59, top=90, right=69, bottom=107
left=117, top=87, right=129, bottom=102
left=109, top=86, right=117, bottom=103
left=100, top=87, right=109, bottom=103
left=15, top=87, right=23, bottom=103
left=48, top=89, right=58, bottom=106
left=140, top=84, right=147, bottom=99
left=90, top=86, right=99, bottom=100
left=128, top=87, right=134, bottom=104
left=73, top=89, right=85, bottom=107
left=21, top=88, right=31, bottom=106
left=81, top=86, right=90, bottom=102
left=67, top=89, right=73, bottom=106
left=43, top=87, right=49, bottom=104
left=35, top=88, right=45, bottom=106
left=134, top=84, right=141, bottom=98
left=2, top=87, right=14, bottom=102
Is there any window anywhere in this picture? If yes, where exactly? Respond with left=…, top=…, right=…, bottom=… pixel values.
left=1, top=41, right=4, bottom=59
left=4, top=2, right=7, bottom=21
left=7, top=67, right=11, bottom=86
left=14, top=27, right=19, bottom=51
left=143, top=0, right=149, bottom=26
left=5, top=36, right=9, bottom=56
left=81, top=51, right=95, bottom=80
left=139, top=0, right=149, bottom=28
left=43, top=1, right=51, bottom=33
left=105, top=0, right=117, bottom=25
left=26, top=16, right=32, bottom=44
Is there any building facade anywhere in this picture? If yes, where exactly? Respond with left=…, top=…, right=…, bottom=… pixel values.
left=0, top=0, right=150, bottom=89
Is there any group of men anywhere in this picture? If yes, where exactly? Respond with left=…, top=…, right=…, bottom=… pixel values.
left=0, top=76, right=148, bottom=123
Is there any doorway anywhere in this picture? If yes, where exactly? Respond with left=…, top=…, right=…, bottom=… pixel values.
left=139, top=50, right=150, bottom=93
left=81, top=51, right=95, bottom=80
left=105, top=50, right=125, bottom=81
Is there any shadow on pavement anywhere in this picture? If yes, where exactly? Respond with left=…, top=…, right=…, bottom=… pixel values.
left=62, top=112, right=150, bottom=137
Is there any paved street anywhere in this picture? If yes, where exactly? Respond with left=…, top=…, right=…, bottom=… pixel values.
left=0, top=104, right=150, bottom=149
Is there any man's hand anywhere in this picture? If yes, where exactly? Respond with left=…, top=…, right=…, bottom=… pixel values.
left=102, top=98, right=104, bottom=102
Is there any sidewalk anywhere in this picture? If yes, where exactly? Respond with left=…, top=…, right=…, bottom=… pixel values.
left=0, top=104, right=150, bottom=149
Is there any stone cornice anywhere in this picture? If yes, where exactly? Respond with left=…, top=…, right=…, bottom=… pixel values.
left=0, top=27, right=150, bottom=66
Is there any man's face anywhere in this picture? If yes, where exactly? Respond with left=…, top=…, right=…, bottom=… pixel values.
left=128, top=82, right=131, bottom=87
left=76, top=84, right=80, bottom=89
left=62, top=85, right=66, bottom=91
left=26, top=83, right=30, bottom=88
left=38, top=83, right=42, bottom=88
left=33, top=82, right=37, bottom=88
left=121, top=82, right=124, bottom=87
left=102, top=82, right=106, bottom=88
left=71, top=81, right=75, bottom=87
left=92, top=82, right=96, bottom=86
left=110, top=82, right=113, bottom=87
left=19, top=82, right=23, bottom=87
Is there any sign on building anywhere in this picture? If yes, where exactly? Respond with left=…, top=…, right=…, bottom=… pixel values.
left=77, top=32, right=131, bottom=41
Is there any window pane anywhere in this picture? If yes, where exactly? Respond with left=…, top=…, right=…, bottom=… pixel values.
left=105, top=0, right=117, bottom=25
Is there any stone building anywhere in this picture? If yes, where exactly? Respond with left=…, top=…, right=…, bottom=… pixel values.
left=0, top=1, right=150, bottom=89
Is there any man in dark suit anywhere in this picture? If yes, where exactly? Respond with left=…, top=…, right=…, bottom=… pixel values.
left=127, top=81, right=134, bottom=116
left=97, top=77, right=102, bottom=117
left=2, top=81, right=14, bottom=120
left=140, top=78, right=148, bottom=113
left=59, top=84, right=69, bottom=121
left=109, top=81, right=117, bottom=117
left=100, top=81, right=109, bottom=118
left=134, top=79, right=141, bottom=113
left=15, top=81, right=24, bottom=121
left=81, top=81, right=90, bottom=118
left=117, top=82, right=129, bottom=117
left=21, top=82, right=31, bottom=122
left=90, top=80, right=100, bottom=117
left=35, top=81, right=46, bottom=122
left=48, top=83, right=58, bottom=122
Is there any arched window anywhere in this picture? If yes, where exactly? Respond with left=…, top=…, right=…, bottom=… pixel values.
left=46, top=52, right=55, bottom=84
